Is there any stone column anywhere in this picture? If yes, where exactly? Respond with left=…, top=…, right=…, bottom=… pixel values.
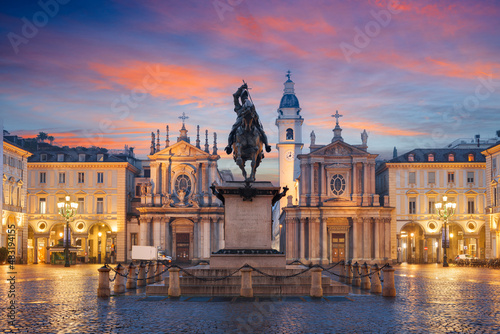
left=168, top=267, right=181, bottom=297
left=300, top=218, right=306, bottom=262
left=218, top=218, right=225, bottom=250
left=321, top=218, right=328, bottom=264
left=310, top=267, right=323, bottom=297
left=97, top=266, right=111, bottom=298
left=382, top=265, right=396, bottom=297
left=33, top=237, right=38, bottom=264
left=374, top=219, right=380, bottom=260
left=240, top=267, right=253, bottom=297
left=286, top=218, right=293, bottom=262
left=153, top=218, right=161, bottom=248
left=165, top=218, right=171, bottom=256
left=310, top=218, right=320, bottom=264
left=193, top=218, right=199, bottom=259
left=139, top=217, right=149, bottom=246
left=384, top=219, right=391, bottom=260
left=84, top=237, right=89, bottom=263
left=113, top=264, right=126, bottom=294
left=363, top=218, right=371, bottom=259
left=126, top=263, right=136, bottom=289
left=353, top=218, right=360, bottom=260
left=379, top=220, right=385, bottom=259
left=202, top=218, right=210, bottom=259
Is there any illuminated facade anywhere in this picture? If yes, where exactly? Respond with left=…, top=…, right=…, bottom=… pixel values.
left=482, top=141, right=500, bottom=258
left=130, top=123, right=227, bottom=263
left=27, top=145, right=140, bottom=264
left=1, top=138, right=32, bottom=263
left=377, top=147, right=487, bottom=263
left=279, top=114, right=394, bottom=264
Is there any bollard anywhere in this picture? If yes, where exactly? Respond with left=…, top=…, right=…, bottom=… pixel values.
left=361, top=262, right=371, bottom=290
left=339, top=261, right=345, bottom=283
left=352, top=262, right=361, bottom=287
left=382, top=265, right=396, bottom=297
left=346, top=261, right=353, bottom=285
left=147, top=262, right=155, bottom=284
left=370, top=264, right=382, bottom=293
left=137, top=262, right=146, bottom=287
left=113, top=263, right=126, bottom=294
left=168, top=267, right=181, bottom=297
left=97, top=266, right=111, bottom=298
left=155, top=262, right=163, bottom=282
left=240, top=267, right=253, bottom=298
left=126, top=263, right=137, bottom=289
left=310, top=267, right=323, bottom=297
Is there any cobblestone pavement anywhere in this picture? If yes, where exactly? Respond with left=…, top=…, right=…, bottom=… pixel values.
left=2, top=263, right=500, bottom=333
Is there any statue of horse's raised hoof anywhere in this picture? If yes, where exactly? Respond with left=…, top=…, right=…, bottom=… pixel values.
left=265, top=145, right=271, bottom=153
left=225, top=145, right=233, bottom=154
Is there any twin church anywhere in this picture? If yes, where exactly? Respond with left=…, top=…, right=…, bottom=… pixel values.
left=133, top=73, right=394, bottom=265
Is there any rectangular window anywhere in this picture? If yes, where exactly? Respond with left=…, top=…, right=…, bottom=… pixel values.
left=79, top=154, right=85, bottom=162
left=468, top=199, right=475, bottom=214
left=58, top=172, right=65, bottom=183
left=78, top=172, right=85, bottom=184
left=428, top=198, right=435, bottom=214
left=40, top=172, right=46, bottom=184
left=77, top=198, right=84, bottom=214
left=40, top=154, right=47, bottom=162
left=448, top=172, right=455, bottom=183
left=428, top=172, right=435, bottom=184
left=467, top=171, right=474, bottom=183
left=409, top=198, right=416, bottom=214
left=136, top=185, right=141, bottom=197
left=97, top=154, right=104, bottom=162
left=130, top=233, right=138, bottom=250
left=409, top=172, right=416, bottom=184
left=96, top=198, right=104, bottom=214
left=57, top=154, right=64, bottom=162
left=97, top=172, right=104, bottom=184
left=39, top=198, right=46, bottom=214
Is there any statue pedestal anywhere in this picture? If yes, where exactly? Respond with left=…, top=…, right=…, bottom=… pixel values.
left=210, top=181, right=286, bottom=268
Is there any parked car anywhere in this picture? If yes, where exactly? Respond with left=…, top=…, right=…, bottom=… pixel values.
left=455, top=254, right=478, bottom=261
left=157, top=250, right=172, bottom=263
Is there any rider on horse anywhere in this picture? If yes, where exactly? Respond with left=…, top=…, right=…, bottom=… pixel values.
left=225, top=83, right=272, bottom=155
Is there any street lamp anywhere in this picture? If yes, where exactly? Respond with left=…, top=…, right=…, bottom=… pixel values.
left=57, top=195, right=78, bottom=267
left=435, top=195, right=456, bottom=267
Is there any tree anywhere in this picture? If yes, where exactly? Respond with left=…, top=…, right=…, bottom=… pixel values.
left=36, top=132, right=48, bottom=143
left=47, top=135, right=54, bottom=145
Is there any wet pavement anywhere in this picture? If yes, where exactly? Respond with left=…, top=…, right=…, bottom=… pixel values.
left=2, top=263, right=500, bottom=333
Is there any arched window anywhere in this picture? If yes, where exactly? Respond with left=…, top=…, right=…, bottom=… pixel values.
left=468, top=153, right=475, bottom=161
left=448, top=153, right=454, bottom=161
left=286, top=128, right=294, bottom=140
left=428, top=154, right=434, bottom=162
left=408, top=154, right=415, bottom=162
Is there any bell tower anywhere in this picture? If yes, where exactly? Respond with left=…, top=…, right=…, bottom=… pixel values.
left=275, top=71, right=303, bottom=211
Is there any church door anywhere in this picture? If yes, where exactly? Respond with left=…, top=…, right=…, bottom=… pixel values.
left=176, top=233, right=190, bottom=262
left=331, top=233, right=346, bottom=263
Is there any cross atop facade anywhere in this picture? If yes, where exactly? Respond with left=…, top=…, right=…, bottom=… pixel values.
left=332, top=110, right=343, bottom=125
left=286, top=70, right=291, bottom=80
left=179, top=112, right=189, bottom=125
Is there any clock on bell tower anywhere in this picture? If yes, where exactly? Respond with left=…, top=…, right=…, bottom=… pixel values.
left=276, top=71, right=303, bottom=212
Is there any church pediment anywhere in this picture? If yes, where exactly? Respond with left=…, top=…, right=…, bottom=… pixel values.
left=150, top=141, right=211, bottom=159
left=308, top=140, right=369, bottom=157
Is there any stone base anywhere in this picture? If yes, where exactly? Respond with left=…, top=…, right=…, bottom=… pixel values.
left=146, top=265, right=351, bottom=296
left=210, top=253, right=286, bottom=269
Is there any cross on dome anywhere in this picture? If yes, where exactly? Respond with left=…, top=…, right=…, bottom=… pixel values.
left=332, top=110, right=343, bottom=125
left=179, top=112, right=189, bottom=126
left=286, top=70, right=291, bottom=80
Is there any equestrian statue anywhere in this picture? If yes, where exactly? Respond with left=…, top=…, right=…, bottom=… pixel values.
left=225, top=81, right=271, bottom=182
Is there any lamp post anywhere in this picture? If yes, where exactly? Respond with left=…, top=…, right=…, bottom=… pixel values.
left=57, top=195, right=78, bottom=267
left=435, top=195, right=456, bottom=267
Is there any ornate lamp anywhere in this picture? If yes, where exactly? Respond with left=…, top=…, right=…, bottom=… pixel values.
left=435, top=195, right=456, bottom=267
left=57, top=195, right=78, bottom=267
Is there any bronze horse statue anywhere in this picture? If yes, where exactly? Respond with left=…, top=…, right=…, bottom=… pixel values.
left=231, top=104, right=263, bottom=182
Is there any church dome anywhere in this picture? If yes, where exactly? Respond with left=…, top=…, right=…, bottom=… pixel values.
left=279, top=94, right=300, bottom=109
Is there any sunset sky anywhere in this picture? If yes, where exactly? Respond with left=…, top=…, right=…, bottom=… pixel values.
left=1, top=0, right=500, bottom=181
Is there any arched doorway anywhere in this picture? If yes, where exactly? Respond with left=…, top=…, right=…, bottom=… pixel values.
left=28, top=225, right=34, bottom=264
left=400, top=222, right=425, bottom=264
left=447, top=223, right=464, bottom=261
left=49, top=223, right=73, bottom=247
left=88, top=223, right=112, bottom=264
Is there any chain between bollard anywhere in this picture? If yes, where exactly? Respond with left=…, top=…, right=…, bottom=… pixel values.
left=320, top=263, right=389, bottom=279
left=105, top=262, right=171, bottom=281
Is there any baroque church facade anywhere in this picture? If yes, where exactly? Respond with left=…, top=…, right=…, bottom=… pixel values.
left=129, top=119, right=229, bottom=263
left=276, top=75, right=395, bottom=264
